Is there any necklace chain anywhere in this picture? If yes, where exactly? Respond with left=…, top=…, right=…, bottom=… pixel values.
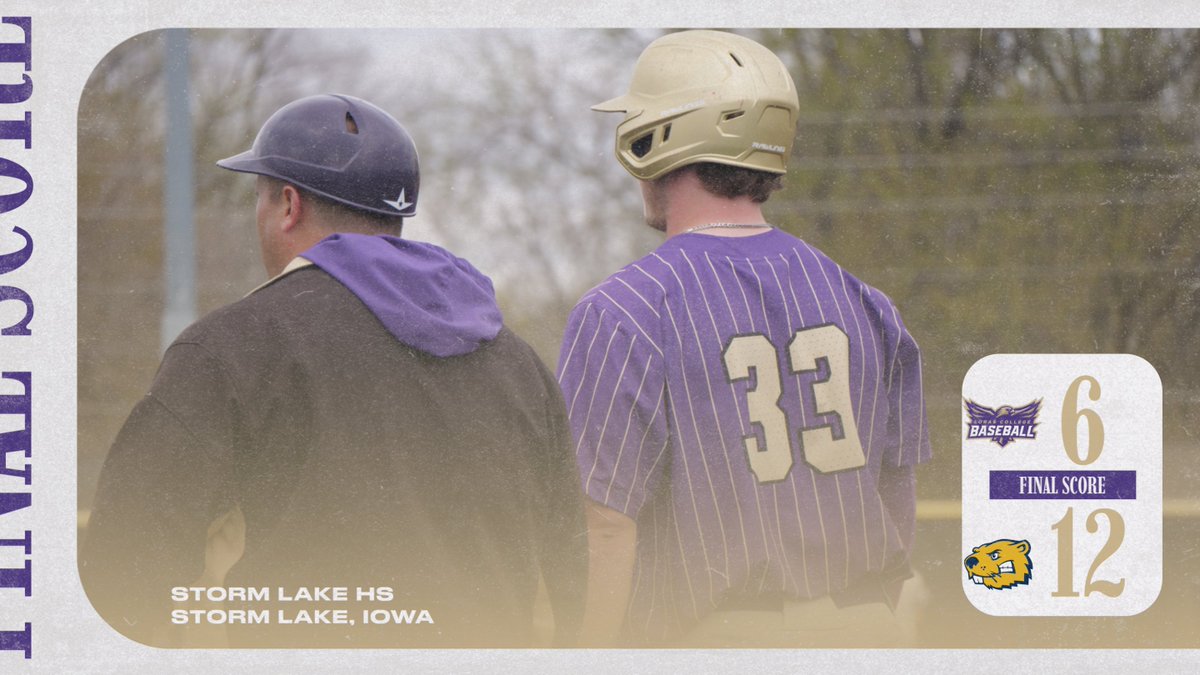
left=682, top=222, right=774, bottom=235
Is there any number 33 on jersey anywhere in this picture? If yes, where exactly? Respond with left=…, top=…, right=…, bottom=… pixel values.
left=961, top=354, right=1162, bottom=616
left=722, top=324, right=864, bottom=481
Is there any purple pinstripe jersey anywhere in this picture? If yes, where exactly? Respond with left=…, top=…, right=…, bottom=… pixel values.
left=557, top=228, right=931, bottom=643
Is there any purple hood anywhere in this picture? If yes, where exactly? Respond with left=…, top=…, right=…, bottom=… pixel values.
left=300, top=233, right=502, bottom=357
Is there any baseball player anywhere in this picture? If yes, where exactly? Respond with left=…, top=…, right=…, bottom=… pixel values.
left=80, top=94, right=586, bottom=648
left=558, top=31, right=931, bottom=647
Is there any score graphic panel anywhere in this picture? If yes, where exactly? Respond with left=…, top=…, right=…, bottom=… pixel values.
left=961, top=354, right=1162, bottom=616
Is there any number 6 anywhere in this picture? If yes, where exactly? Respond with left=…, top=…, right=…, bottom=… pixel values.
left=1062, top=375, right=1104, bottom=465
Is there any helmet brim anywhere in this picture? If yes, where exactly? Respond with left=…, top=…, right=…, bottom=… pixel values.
left=592, top=94, right=635, bottom=113
left=215, top=149, right=263, bottom=173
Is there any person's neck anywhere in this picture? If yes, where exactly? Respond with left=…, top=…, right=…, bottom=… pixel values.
left=661, top=176, right=771, bottom=239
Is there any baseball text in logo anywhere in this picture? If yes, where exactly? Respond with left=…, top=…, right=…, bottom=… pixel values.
left=964, top=398, right=1041, bottom=447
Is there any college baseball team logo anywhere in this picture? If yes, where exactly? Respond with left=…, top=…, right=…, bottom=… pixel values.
left=964, top=539, right=1033, bottom=590
left=964, top=398, right=1042, bottom=447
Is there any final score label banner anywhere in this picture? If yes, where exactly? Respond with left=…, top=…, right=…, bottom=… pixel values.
left=961, top=354, right=1162, bottom=616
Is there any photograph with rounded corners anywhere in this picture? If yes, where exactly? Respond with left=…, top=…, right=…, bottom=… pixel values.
left=76, top=27, right=1200, bottom=649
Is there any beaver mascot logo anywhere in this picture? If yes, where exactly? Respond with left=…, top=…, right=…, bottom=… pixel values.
left=965, top=539, right=1032, bottom=589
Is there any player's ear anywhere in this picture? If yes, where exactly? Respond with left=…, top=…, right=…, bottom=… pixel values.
left=280, top=184, right=303, bottom=232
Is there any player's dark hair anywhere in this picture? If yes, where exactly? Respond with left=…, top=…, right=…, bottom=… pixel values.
left=307, top=192, right=404, bottom=236
left=693, top=163, right=784, bottom=203
left=262, top=177, right=403, bottom=235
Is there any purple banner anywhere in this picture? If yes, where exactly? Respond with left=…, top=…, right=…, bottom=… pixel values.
left=990, top=470, right=1137, bottom=500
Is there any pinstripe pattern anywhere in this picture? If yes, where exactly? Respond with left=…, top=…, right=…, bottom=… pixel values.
left=557, top=229, right=931, bottom=644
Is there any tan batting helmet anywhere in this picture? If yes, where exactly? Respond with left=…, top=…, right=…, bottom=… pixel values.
left=594, top=30, right=800, bottom=181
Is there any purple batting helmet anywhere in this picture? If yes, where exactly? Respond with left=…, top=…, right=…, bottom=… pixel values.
left=218, top=94, right=419, bottom=218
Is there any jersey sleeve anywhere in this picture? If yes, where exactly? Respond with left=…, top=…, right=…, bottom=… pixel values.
left=881, top=305, right=932, bottom=468
left=79, top=341, right=239, bottom=645
left=557, top=300, right=668, bottom=519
